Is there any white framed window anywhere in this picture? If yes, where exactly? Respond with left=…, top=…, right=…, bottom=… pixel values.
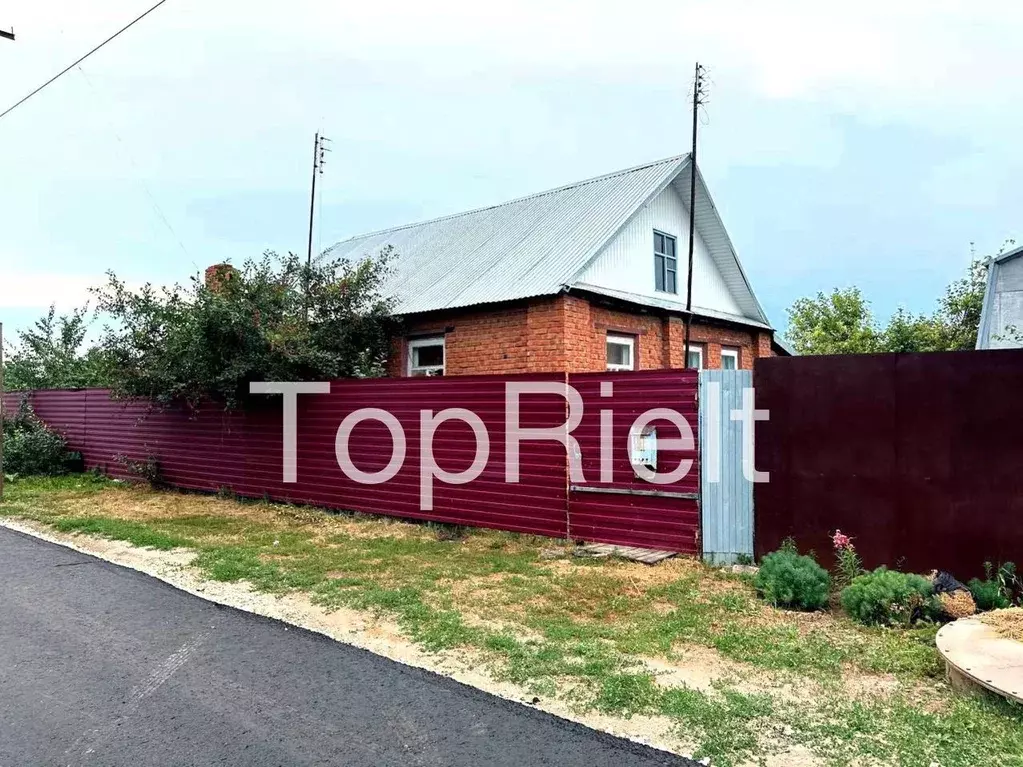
left=721, top=347, right=740, bottom=370
left=606, top=333, right=635, bottom=371
left=685, top=344, right=704, bottom=369
left=407, top=335, right=445, bottom=376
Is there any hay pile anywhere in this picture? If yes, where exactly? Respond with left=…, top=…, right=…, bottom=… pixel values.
left=926, top=570, right=977, bottom=619
left=980, top=608, right=1023, bottom=642
left=937, top=590, right=977, bottom=619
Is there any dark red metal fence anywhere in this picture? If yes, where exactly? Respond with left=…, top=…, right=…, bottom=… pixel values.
left=569, top=371, right=699, bottom=552
left=3, top=370, right=699, bottom=552
left=754, top=350, right=1023, bottom=578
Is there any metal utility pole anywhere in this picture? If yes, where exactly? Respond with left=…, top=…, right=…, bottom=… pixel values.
left=306, top=132, right=331, bottom=266
left=683, top=62, right=706, bottom=368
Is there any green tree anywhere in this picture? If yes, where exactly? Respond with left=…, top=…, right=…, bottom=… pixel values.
left=880, top=308, right=943, bottom=353
left=3, top=306, right=111, bottom=391
left=787, top=248, right=1008, bottom=355
left=92, top=250, right=395, bottom=410
left=932, top=256, right=991, bottom=351
left=786, top=287, right=881, bottom=355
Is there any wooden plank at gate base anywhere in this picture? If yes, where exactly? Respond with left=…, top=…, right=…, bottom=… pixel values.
left=573, top=543, right=677, bottom=565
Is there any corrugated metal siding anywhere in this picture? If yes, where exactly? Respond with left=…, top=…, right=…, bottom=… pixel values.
left=699, top=370, right=754, bottom=565
left=754, top=350, right=1023, bottom=578
left=675, top=170, right=769, bottom=325
left=977, top=246, right=1023, bottom=349
left=575, top=182, right=744, bottom=317
left=10, top=377, right=569, bottom=539
left=7, top=372, right=700, bottom=552
left=323, top=156, right=772, bottom=331
left=322, top=157, right=688, bottom=314
left=567, top=370, right=700, bottom=553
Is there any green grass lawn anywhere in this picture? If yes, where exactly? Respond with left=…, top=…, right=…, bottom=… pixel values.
left=3, top=475, right=1022, bottom=766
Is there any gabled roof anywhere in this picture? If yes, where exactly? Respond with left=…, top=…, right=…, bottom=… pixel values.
left=323, top=155, right=771, bottom=327
left=976, top=243, right=1023, bottom=349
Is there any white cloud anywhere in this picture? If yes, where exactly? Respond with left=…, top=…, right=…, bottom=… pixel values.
left=6, top=2, right=1022, bottom=114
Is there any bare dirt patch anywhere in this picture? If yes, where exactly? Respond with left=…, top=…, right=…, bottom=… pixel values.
left=645, top=645, right=763, bottom=694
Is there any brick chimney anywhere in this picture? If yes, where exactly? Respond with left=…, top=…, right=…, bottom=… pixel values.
left=205, top=263, right=238, bottom=293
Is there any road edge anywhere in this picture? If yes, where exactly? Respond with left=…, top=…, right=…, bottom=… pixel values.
left=0, top=517, right=701, bottom=765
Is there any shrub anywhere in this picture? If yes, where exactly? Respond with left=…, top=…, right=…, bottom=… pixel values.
left=2, top=402, right=70, bottom=476
left=92, top=250, right=395, bottom=411
left=115, top=454, right=164, bottom=488
left=754, top=550, right=831, bottom=611
left=779, top=536, right=798, bottom=555
left=968, top=578, right=1009, bottom=612
left=840, top=567, right=933, bottom=626
left=968, top=562, right=1017, bottom=611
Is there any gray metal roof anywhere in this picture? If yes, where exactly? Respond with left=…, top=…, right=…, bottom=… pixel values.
left=976, top=243, right=1023, bottom=349
left=323, top=155, right=770, bottom=327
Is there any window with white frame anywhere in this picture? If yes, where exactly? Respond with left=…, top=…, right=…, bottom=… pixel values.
left=685, top=344, right=704, bottom=369
left=654, top=231, right=678, bottom=294
left=407, top=335, right=445, bottom=376
left=606, top=333, right=635, bottom=371
left=721, top=347, right=740, bottom=370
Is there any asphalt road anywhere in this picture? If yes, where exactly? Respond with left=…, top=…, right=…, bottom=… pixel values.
left=0, top=527, right=697, bottom=767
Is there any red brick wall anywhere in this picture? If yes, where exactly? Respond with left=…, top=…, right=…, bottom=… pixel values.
left=386, top=303, right=531, bottom=377
left=686, top=322, right=768, bottom=370
left=389, top=295, right=772, bottom=376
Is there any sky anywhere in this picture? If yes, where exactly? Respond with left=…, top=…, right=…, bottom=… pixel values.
left=0, top=0, right=1020, bottom=345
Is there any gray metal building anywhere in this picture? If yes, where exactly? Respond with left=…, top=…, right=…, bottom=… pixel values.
left=976, top=244, right=1023, bottom=349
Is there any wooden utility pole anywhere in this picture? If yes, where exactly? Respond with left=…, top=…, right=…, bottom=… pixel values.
left=683, top=62, right=706, bottom=368
left=306, top=132, right=331, bottom=266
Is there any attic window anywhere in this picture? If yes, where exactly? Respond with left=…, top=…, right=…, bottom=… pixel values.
left=654, top=231, right=678, bottom=294
left=408, top=335, right=445, bottom=376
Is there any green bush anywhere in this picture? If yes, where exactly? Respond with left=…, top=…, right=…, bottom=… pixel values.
left=754, top=550, right=831, bottom=611
left=969, top=578, right=1010, bottom=612
left=840, top=567, right=933, bottom=626
left=2, top=402, right=70, bottom=476
left=968, top=562, right=1017, bottom=611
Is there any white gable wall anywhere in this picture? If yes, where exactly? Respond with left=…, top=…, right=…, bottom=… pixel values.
left=575, top=183, right=745, bottom=318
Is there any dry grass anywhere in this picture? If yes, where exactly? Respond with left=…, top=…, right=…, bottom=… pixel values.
left=981, top=608, right=1023, bottom=642
left=6, top=476, right=1023, bottom=767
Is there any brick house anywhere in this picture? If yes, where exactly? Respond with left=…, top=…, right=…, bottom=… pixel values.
left=324, top=155, right=782, bottom=376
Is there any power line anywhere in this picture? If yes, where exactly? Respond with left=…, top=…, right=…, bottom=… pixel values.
left=0, top=0, right=172, bottom=122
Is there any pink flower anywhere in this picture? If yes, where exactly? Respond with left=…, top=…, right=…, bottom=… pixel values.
left=832, top=530, right=852, bottom=550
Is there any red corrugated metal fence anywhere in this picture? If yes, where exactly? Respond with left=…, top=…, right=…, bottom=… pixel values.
left=568, top=371, right=699, bottom=552
left=2, top=370, right=699, bottom=552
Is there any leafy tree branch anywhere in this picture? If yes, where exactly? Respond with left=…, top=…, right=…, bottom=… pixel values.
left=91, top=249, right=395, bottom=410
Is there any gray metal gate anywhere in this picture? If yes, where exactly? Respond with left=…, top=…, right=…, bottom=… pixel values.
left=698, top=369, right=754, bottom=564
